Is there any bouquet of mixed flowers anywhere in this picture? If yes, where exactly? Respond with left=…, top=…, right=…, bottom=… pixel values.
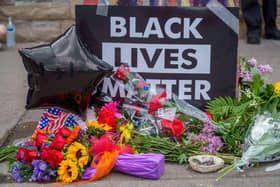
left=5, top=100, right=168, bottom=184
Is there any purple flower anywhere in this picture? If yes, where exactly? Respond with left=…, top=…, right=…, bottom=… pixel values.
left=256, top=64, right=273, bottom=76
left=82, top=167, right=96, bottom=180
left=31, top=160, right=53, bottom=182
left=48, top=169, right=56, bottom=177
left=248, top=58, right=257, bottom=67
left=11, top=165, right=24, bottom=183
left=32, top=160, right=40, bottom=167
left=38, top=161, right=48, bottom=171
left=188, top=121, right=223, bottom=153
left=43, top=175, right=50, bottom=181
left=241, top=71, right=253, bottom=82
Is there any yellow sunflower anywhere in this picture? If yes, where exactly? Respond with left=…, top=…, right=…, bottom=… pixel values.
left=86, top=121, right=112, bottom=132
left=274, top=82, right=280, bottom=95
left=66, top=142, right=89, bottom=168
left=57, top=159, right=79, bottom=183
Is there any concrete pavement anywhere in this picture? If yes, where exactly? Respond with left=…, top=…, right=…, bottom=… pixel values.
left=0, top=40, right=280, bottom=186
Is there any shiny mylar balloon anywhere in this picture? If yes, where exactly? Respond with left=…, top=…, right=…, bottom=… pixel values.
left=19, top=26, right=113, bottom=115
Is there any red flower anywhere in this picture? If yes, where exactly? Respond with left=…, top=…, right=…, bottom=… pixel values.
left=172, top=119, right=184, bottom=137
left=23, top=150, right=38, bottom=164
left=162, top=119, right=184, bottom=138
left=50, top=135, right=66, bottom=150
left=58, top=126, right=72, bottom=137
left=114, top=64, right=129, bottom=82
left=97, top=108, right=117, bottom=131
left=41, top=147, right=64, bottom=168
left=205, top=112, right=213, bottom=120
left=35, top=133, right=49, bottom=147
left=89, top=135, right=117, bottom=155
left=41, top=147, right=49, bottom=161
left=161, top=119, right=173, bottom=129
left=16, top=147, right=25, bottom=161
left=148, top=91, right=167, bottom=113
left=17, top=148, right=38, bottom=164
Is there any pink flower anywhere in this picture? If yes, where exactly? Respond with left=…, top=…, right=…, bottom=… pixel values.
left=104, top=101, right=123, bottom=119
left=256, top=64, right=273, bottom=76
left=248, top=58, right=257, bottom=67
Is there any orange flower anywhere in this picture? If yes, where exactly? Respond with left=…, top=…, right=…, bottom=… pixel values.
left=66, top=125, right=80, bottom=144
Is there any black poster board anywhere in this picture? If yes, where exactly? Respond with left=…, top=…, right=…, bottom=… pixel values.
left=76, top=5, right=239, bottom=109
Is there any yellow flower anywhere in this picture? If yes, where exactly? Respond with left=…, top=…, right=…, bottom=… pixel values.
left=86, top=121, right=112, bottom=132
left=119, top=123, right=134, bottom=145
left=57, top=159, right=79, bottom=183
left=66, top=142, right=89, bottom=168
left=274, top=82, right=280, bottom=95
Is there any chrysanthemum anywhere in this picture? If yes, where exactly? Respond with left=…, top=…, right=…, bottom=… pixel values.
left=57, top=160, right=79, bottom=183
left=86, top=121, right=112, bottom=132
left=66, top=142, right=89, bottom=168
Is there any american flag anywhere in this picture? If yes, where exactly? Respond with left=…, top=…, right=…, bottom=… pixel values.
left=37, top=108, right=79, bottom=134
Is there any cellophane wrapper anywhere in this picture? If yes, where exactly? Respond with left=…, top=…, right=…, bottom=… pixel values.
left=242, top=112, right=280, bottom=162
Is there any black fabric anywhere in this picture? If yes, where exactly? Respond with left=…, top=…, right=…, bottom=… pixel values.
left=241, top=0, right=277, bottom=34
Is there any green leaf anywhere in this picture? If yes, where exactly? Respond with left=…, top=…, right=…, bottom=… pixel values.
left=206, top=96, right=236, bottom=119
left=251, top=68, right=262, bottom=96
left=233, top=100, right=252, bottom=114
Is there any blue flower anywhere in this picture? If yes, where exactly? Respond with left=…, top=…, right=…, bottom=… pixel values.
left=38, top=161, right=48, bottom=171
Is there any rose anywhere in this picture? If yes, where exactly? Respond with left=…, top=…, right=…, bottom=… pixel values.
left=172, top=119, right=184, bottom=137
left=41, top=147, right=64, bottom=168
left=148, top=91, right=167, bottom=114
left=161, top=119, right=172, bottom=129
left=50, top=135, right=66, bottom=150
left=162, top=119, right=184, bottom=138
left=23, top=150, right=38, bottom=164
left=47, top=151, right=64, bottom=168
left=58, top=126, right=72, bottom=137
left=35, top=133, right=49, bottom=147
left=161, top=119, right=174, bottom=136
left=16, top=147, right=26, bottom=161
left=114, top=64, right=129, bottom=82
left=17, top=148, right=38, bottom=163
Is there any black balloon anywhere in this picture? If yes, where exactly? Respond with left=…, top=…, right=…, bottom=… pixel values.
left=19, top=26, right=113, bottom=115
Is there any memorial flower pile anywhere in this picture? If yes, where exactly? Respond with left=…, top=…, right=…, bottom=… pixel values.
left=2, top=57, right=280, bottom=183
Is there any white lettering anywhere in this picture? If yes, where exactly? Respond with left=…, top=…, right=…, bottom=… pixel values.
left=165, top=17, right=181, bottom=39
left=111, top=17, right=127, bottom=37
left=129, top=17, right=143, bottom=38
left=183, top=18, right=203, bottom=39
left=143, top=17, right=164, bottom=38
left=145, top=79, right=161, bottom=95
left=102, top=78, right=126, bottom=97
left=161, top=79, right=176, bottom=99
left=195, top=80, right=211, bottom=100
left=179, top=80, right=192, bottom=100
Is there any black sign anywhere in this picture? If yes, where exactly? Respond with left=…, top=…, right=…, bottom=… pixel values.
left=76, top=6, right=239, bottom=109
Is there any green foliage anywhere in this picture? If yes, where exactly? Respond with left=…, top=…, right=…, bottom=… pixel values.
left=206, top=96, right=236, bottom=121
